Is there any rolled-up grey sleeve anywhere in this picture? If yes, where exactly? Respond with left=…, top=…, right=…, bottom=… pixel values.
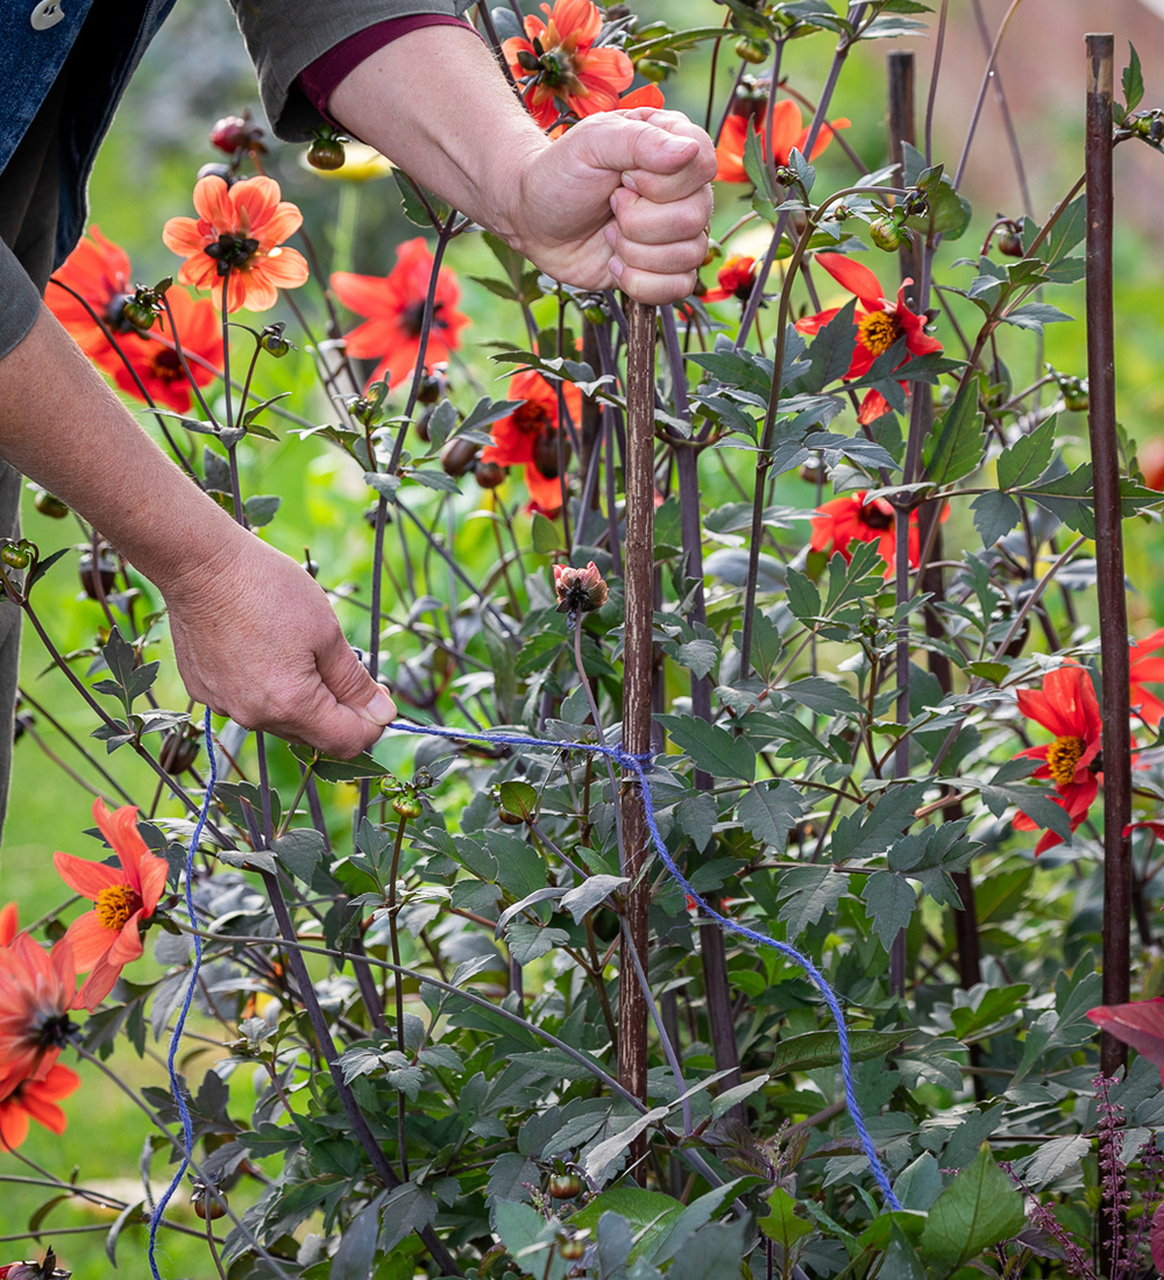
left=0, top=239, right=46, bottom=362
left=229, top=0, right=473, bottom=140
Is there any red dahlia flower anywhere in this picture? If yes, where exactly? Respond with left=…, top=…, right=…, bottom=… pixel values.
left=703, top=255, right=758, bottom=303
left=45, top=227, right=135, bottom=356
left=0, top=1062, right=80, bottom=1151
left=53, top=800, right=169, bottom=1010
left=503, top=0, right=633, bottom=130
left=1011, top=664, right=1103, bottom=854
left=795, top=252, right=942, bottom=424
left=482, top=369, right=582, bottom=515
left=0, top=933, right=77, bottom=1099
left=93, top=288, right=223, bottom=414
left=1130, top=627, right=1164, bottom=727
left=332, top=238, right=470, bottom=391
left=162, top=175, right=309, bottom=312
left=715, top=98, right=849, bottom=185
left=810, top=490, right=942, bottom=578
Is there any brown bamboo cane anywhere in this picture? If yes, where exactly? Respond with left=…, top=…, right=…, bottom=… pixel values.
left=618, top=299, right=656, bottom=1164
left=1085, top=34, right=1131, bottom=1081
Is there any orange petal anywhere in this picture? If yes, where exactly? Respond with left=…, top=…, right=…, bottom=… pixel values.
left=768, top=99, right=802, bottom=165
left=0, top=903, right=16, bottom=947
left=61, top=911, right=117, bottom=971
left=161, top=216, right=207, bottom=258
left=813, top=253, right=886, bottom=310
left=53, top=850, right=122, bottom=901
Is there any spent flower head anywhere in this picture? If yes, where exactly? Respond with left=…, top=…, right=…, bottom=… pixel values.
left=554, top=562, right=608, bottom=614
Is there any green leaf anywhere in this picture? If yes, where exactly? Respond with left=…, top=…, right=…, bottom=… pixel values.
left=499, top=780, right=538, bottom=819
left=971, top=490, right=1020, bottom=547
left=531, top=510, right=561, bottom=554
left=757, top=1186, right=814, bottom=1250
left=831, top=784, right=925, bottom=862
left=999, top=302, right=1073, bottom=332
left=658, top=716, right=756, bottom=782
left=570, top=1188, right=684, bottom=1263
left=329, top=1193, right=385, bottom=1280
left=784, top=676, right=865, bottom=719
left=924, top=378, right=984, bottom=485
left=861, top=871, right=917, bottom=949
left=676, top=792, right=717, bottom=852
left=786, top=568, right=821, bottom=621
left=243, top=493, right=281, bottom=527
left=997, top=416, right=1056, bottom=490
left=560, top=874, right=626, bottom=923
left=289, top=746, right=391, bottom=783
left=773, top=1028, right=903, bottom=1075
left=1124, top=42, right=1145, bottom=113
left=918, top=1143, right=1027, bottom=1270
left=271, top=829, right=326, bottom=883
left=406, top=467, right=462, bottom=493
left=738, top=781, right=803, bottom=851
left=778, top=865, right=845, bottom=937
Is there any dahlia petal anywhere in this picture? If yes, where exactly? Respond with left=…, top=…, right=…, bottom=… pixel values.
left=331, top=271, right=399, bottom=319
left=191, top=175, right=235, bottom=229
left=106, top=912, right=145, bottom=969
left=804, top=117, right=851, bottom=162
left=61, top=912, right=118, bottom=971
left=0, top=904, right=15, bottom=947
left=524, top=462, right=564, bottom=514
left=77, top=957, right=123, bottom=1011
left=714, top=115, right=750, bottom=184
left=618, top=84, right=665, bottom=110
left=257, top=203, right=305, bottom=250
left=768, top=99, right=803, bottom=164
left=794, top=307, right=841, bottom=337
left=161, top=216, right=207, bottom=258
left=813, top=253, right=887, bottom=311
left=257, top=248, right=310, bottom=288
left=52, top=851, right=122, bottom=901
left=0, top=1098, right=29, bottom=1149
left=176, top=256, right=220, bottom=294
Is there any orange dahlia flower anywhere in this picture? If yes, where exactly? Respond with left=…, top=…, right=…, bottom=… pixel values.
left=795, top=253, right=942, bottom=424
left=810, top=490, right=945, bottom=578
left=162, top=175, right=309, bottom=312
left=1130, top=627, right=1164, bottom=727
left=0, top=932, right=77, bottom=1099
left=53, top=800, right=169, bottom=1010
left=503, top=0, right=633, bottom=130
left=715, top=99, right=849, bottom=184
left=332, top=238, right=470, bottom=390
left=482, top=369, right=581, bottom=515
left=1087, top=999, right=1164, bottom=1084
left=0, top=1062, right=80, bottom=1150
left=702, top=255, right=758, bottom=303
left=1011, top=665, right=1103, bottom=854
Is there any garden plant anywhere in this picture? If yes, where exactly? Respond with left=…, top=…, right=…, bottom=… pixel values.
left=5, top=2, right=1164, bottom=1278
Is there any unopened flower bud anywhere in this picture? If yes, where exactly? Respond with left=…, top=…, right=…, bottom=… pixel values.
left=441, top=437, right=481, bottom=478
left=196, top=162, right=236, bottom=186
left=533, top=429, right=563, bottom=479
left=33, top=490, right=68, bottom=519
left=191, top=1183, right=228, bottom=1220
left=416, top=367, right=446, bottom=406
left=307, top=127, right=348, bottom=171
left=554, top=561, right=609, bottom=614
left=869, top=217, right=906, bottom=252
left=636, top=59, right=668, bottom=83
left=78, top=550, right=116, bottom=599
left=209, top=113, right=265, bottom=156
left=997, top=231, right=1023, bottom=257
left=773, top=165, right=797, bottom=187
left=734, top=35, right=769, bottom=64
left=0, top=544, right=28, bottom=570
left=392, top=793, right=423, bottom=821
left=584, top=304, right=607, bottom=325
left=258, top=322, right=293, bottom=357
left=1061, top=379, right=1089, bottom=413
left=0, top=1249, right=70, bottom=1279
left=159, top=725, right=201, bottom=776
left=474, top=459, right=506, bottom=489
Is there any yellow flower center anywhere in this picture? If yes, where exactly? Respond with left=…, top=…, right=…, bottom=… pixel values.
left=95, top=884, right=137, bottom=932
left=857, top=311, right=902, bottom=356
left=1046, top=735, right=1086, bottom=787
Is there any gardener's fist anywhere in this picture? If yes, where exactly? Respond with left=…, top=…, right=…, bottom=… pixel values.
left=511, top=107, right=717, bottom=306
left=161, top=535, right=396, bottom=758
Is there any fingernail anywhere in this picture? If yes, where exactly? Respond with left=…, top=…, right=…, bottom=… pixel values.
left=661, top=137, right=694, bottom=156
left=363, top=685, right=397, bottom=725
left=603, top=223, right=617, bottom=247
left=621, top=172, right=639, bottom=193
left=608, top=256, right=624, bottom=280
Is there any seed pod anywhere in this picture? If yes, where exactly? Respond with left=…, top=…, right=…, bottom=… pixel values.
left=0, top=544, right=30, bottom=570
left=498, top=809, right=524, bottom=826
left=209, top=114, right=264, bottom=156
left=734, top=35, right=769, bottom=64
left=78, top=552, right=116, bottom=599
left=393, top=794, right=423, bottom=821
left=557, top=1236, right=587, bottom=1261
left=159, top=727, right=200, bottom=776
left=997, top=230, right=1023, bottom=257
left=549, top=1173, right=582, bottom=1198
left=191, top=1185, right=227, bottom=1220
left=441, top=437, right=480, bottom=478
left=307, top=129, right=347, bottom=171
left=34, top=491, right=69, bottom=519
left=532, top=429, right=562, bottom=480
left=475, top=460, right=506, bottom=490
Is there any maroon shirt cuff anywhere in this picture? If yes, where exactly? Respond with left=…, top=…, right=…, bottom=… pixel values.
left=299, top=15, right=477, bottom=119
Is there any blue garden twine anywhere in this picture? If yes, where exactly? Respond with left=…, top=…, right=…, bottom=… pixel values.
left=149, top=706, right=218, bottom=1280
left=148, top=710, right=898, bottom=1277
left=388, top=718, right=902, bottom=1212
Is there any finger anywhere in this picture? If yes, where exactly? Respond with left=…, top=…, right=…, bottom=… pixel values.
left=610, top=184, right=712, bottom=247
left=569, top=113, right=717, bottom=204
left=605, top=256, right=698, bottom=307
left=315, top=629, right=398, bottom=741
left=603, top=221, right=708, bottom=277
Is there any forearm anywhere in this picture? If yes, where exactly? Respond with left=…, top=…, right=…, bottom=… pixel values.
left=0, top=306, right=248, bottom=587
left=327, top=25, right=549, bottom=242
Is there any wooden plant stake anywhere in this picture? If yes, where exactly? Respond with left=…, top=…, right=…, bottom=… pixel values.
left=1085, top=33, right=1132, bottom=1079
left=618, top=298, right=656, bottom=1155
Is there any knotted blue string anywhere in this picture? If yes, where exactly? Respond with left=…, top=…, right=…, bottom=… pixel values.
left=387, top=717, right=902, bottom=1211
left=149, top=706, right=218, bottom=1278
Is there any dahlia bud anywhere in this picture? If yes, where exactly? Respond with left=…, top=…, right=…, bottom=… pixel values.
left=474, top=460, right=506, bottom=489
left=307, top=126, right=348, bottom=171
left=196, top=162, right=236, bottom=186
left=258, top=322, right=293, bottom=357
left=636, top=59, right=668, bottom=83
left=0, top=1250, right=69, bottom=1279
left=191, top=1182, right=228, bottom=1220
left=159, top=725, right=201, bottom=776
left=0, top=542, right=30, bottom=570
left=416, top=365, right=448, bottom=406
left=533, top=429, right=563, bottom=479
left=997, top=230, right=1023, bottom=257
left=869, top=217, right=906, bottom=252
left=33, top=490, right=68, bottom=519
left=209, top=112, right=265, bottom=157
left=734, top=35, right=769, bottom=64
left=554, top=561, right=609, bottom=614
left=78, top=549, right=117, bottom=599
left=441, top=437, right=480, bottom=478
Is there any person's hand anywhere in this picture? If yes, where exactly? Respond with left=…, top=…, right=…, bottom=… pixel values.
left=506, top=107, right=717, bottom=306
left=160, top=534, right=397, bottom=758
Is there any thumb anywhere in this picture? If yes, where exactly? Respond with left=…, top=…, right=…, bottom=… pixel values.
left=573, top=114, right=699, bottom=183
left=316, top=631, right=398, bottom=731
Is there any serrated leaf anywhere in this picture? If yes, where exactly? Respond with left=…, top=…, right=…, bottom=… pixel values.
left=271, top=828, right=326, bottom=882
left=778, top=865, right=845, bottom=937
left=861, top=871, right=917, bottom=949
left=329, top=1193, right=384, bottom=1280
left=738, top=781, right=803, bottom=850
left=1024, top=1134, right=1089, bottom=1188
left=997, top=417, right=1056, bottom=490
left=560, top=874, right=627, bottom=923
left=925, top=378, right=984, bottom=485
left=243, top=493, right=281, bottom=527
left=289, top=746, right=391, bottom=783
left=831, top=784, right=925, bottom=862
left=784, top=676, right=865, bottom=718
left=406, top=467, right=462, bottom=493
left=758, top=1186, right=814, bottom=1250
left=1124, top=42, right=1144, bottom=113
left=999, top=302, right=1073, bottom=331
left=786, top=568, right=821, bottom=621
left=658, top=716, right=755, bottom=782
left=971, top=490, right=1020, bottom=547
left=919, top=1143, right=1027, bottom=1269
